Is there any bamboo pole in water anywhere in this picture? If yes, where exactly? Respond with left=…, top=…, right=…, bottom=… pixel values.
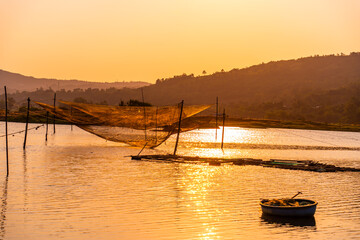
left=155, top=106, right=158, bottom=145
left=23, top=97, right=30, bottom=149
left=4, top=86, right=9, bottom=176
left=70, top=106, right=73, bottom=131
left=221, top=109, right=226, bottom=150
left=141, top=88, right=147, bottom=140
left=53, top=93, right=56, bottom=134
left=45, top=111, right=49, bottom=141
left=173, top=100, right=184, bottom=156
left=215, top=96, right=218, bottom=141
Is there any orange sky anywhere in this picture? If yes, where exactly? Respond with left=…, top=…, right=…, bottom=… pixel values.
left=1, top=0, right=359, bottom=83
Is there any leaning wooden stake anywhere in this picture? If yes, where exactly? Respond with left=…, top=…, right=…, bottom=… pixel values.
left=23, top=97, right=30, bottom=149
left=221, top=108, right=226, bottom=150
left=4, top=86, right=9, bottom=176
left=173, top=100, right=184, bottom=156
left=45, top=111, right=49, bottom=141
left=53, top=93, right=56, bottom=134
left=137, top=142, right=148, bottom=156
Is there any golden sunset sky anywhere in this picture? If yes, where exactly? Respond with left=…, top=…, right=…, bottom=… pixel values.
left=1, top=0, right=359, bottom=83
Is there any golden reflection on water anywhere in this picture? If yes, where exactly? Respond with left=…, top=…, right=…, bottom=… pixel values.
left=0, top=177, right=8, bottom=240
left=178, top=165, right=224, bottom=240
left=179, top=127, right=253, bottom=158
left=0, top=123, right=360, bottom=239
left=184, top=127, right=252, bottom=144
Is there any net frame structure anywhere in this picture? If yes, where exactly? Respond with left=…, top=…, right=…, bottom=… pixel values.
left=35, top=101, right=210, bottom=148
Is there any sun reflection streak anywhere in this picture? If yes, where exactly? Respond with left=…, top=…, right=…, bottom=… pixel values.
left=176, top=127, right=257, bottom=158
left=177, top=164, right=228, bottom=239
left=183, top=127, right=253, bottom=144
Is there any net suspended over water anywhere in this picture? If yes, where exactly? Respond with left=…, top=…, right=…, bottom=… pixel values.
left=35, top=101, right=210, bottom=148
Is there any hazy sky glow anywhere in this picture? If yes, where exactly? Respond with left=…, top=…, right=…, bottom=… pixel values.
left=1, top=0, right=359, bottom=83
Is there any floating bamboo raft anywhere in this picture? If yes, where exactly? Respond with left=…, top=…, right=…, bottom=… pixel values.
left=130, top=155, right=360, bottom=172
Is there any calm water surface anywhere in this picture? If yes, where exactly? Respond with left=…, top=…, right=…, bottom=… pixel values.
left=0, top=122, right=359, bottom=239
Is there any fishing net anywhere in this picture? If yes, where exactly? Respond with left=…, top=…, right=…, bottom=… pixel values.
left=35, top=101, right=210, bottom=148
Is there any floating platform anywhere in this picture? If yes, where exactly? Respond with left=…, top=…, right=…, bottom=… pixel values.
left=130, top=155, right=360, bottom=172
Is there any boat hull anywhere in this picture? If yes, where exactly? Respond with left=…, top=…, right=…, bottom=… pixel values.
left=260, top=199, right=317, bottom=217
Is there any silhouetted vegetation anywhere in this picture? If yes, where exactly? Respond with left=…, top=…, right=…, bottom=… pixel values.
left=126, top=99, right=152, bottom=106
left=0, top=69, right=150, bottom=93
left=1, top=53, right=359, bottom=126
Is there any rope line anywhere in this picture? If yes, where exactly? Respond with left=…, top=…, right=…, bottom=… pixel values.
left=0, top=124, right=44, bottom=138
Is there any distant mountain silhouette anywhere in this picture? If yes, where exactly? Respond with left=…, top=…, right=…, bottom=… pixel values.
left=143, top=52, right=360, bottom=105
left=0, top=69, right=151, bottom=93
left=2, top=53, right=360, bottom=123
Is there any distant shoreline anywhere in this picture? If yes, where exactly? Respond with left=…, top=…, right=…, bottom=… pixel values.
left=1, top=112, right=359, bottom=133
left=225, top=117, right=360, bottom=132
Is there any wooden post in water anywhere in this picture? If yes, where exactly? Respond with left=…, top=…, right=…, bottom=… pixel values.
left=215, top=96, right=218, bottom=141
left=155, top=106, right=158, bottom=145
left=23, top=97, right=30, bottom=149
left=221, top=108, right=226, bottom=150
left=53, top=93, right=56, bottom=134
left=4, top=86, right=9, bottom=176
left=45, top=111, right=49, bottom=141
left=173, top=100, right=184, bottom=156
left=70, top=106, right=73, bottom=131
left=141, top=88, right=147, bottom=140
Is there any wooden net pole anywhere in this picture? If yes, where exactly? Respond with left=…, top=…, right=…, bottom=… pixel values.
left=23, top=97, right=30, bottom=149
left=173, top=100, right=184, bottom=156
left=141, top=88, right=147, bottom=140
left=155, top=106, right=158, bottom=144
left=4, top=86, right=9, bottom=176
left=53, top=93, right=56, bottom=134
left=45, top=111, right=49, bottom=141
left=215, top=96, right=218, bottom=141
left=221, top=108, right=226, bottom=150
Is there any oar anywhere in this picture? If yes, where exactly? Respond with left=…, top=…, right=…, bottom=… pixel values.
left=291, top=191, right=302, bottom=199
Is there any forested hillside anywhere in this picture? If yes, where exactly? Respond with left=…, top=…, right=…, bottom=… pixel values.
left=2, top=53, right=360, bottom=124
left=0, top=69, right=150, bottom=93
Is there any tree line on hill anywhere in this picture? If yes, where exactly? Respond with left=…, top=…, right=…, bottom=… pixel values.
left=1, top=53, right=359, bottom=124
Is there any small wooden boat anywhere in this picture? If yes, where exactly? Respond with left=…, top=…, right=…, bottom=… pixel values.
left=260, top=192, right=317, bottom=217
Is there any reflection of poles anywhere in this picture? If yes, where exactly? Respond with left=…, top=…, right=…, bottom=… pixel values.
left=0, top=176, right=9, bottom=239
left=173, top=100, right=184, bottom=156
left=23, top=97, right=30, bottom=149
left=215, top=97, right=218, bottom=141
left=22, top=151, right=29, bottom=227
left=4, top=86, right=9, bottom=176
left=53, top=93, right=56, bottom=134
left=221, top=109, right=226, bottom=150
left=23, top=151, right=28, bottom=211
